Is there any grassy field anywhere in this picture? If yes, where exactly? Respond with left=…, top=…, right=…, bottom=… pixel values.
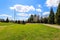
left=0, top=22, right=60, bottom=40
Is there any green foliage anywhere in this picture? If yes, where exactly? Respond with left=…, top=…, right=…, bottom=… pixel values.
left=43, top=17, right=48, bottom=23
left=28, top=14, right=40, bottom=23
left=48, top=7, right=54, bottom=24
left=5, top=17, right=9, bottom=23
left=56, top=3, right=60, bottom=24
left=22, top=20, right=26, bottom=24
left=15, top=20, right=18, bottom=23
left=17, top=20, right=20, bottom=24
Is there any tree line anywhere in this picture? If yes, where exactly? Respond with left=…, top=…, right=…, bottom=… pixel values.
left=0, top=3, right=60, bottom=24
left=27, top=3, right=60, bottom=24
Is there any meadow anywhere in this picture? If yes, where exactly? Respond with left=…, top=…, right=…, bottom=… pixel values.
left=0, top=22, right=60, bottom=40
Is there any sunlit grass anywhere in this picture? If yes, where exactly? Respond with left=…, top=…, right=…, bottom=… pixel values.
left=0, top=22, right=60, bottom=40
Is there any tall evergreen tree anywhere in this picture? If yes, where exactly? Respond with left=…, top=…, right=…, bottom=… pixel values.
left=43, top=17, right=48, bottom=23
left=6, top=17, right=9, bottom=23
left=48, top=7, right=54, bottom=24
left=22, top=20, right=26, bottom=24
left=56, top=3, right=60, bottom=24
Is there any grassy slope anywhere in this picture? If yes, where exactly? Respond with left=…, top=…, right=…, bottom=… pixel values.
left=0, top=23, right=60, bottom=40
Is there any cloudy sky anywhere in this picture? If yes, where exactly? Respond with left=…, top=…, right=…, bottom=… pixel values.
left=0, top=0, right=60, bottom=20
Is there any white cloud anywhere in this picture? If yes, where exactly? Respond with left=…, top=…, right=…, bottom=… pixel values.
left=19, top=17, right=28, bottom=21
left=45, top=0, right=60, bottom=7
left=17, top=13, right=31, bottom=17
left=16, top=13, right=35, bottom=20
left=42, top=12, right=50, bottom=18
left=9, top=4, right=42, bottom=20
left=10, top=7, right=15, bottom=10
left=0, top=14, right=12, bottom=17
left=38, top=4, right=41, bottom=7
left=0, top=14, right=13, bottom=20
left=36, top=8, right=42, bottom=12
left=10, top=4, right=35, bottom=12
left=43, top=12, right=49, bottom=15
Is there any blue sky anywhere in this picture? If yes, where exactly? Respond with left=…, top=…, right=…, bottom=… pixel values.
left=0, top=0, right=59, bottom=20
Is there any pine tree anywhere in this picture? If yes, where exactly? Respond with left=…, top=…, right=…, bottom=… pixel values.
left=48, top=7, right=54, bottom=24
left=56, top=3, right=60, bottom=24
left=6, top=17, right=9, bottom=23
left=43, top=17, right=48, bottom=23
left=22, top=20, right=26, bottom=24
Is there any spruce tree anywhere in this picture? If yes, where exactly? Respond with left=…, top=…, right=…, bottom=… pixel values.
left=6, top=17, right=9, bottom=23
left=22, top=20, right=26, bottom=24
left=56, top=3, right=60, bottom=24
left=43, top=17, right=48, bottom=23
left=48, top=7, right=54, bottom=24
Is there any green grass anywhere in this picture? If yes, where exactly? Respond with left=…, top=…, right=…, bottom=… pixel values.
left=0, top=22, right=60, bottom=40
